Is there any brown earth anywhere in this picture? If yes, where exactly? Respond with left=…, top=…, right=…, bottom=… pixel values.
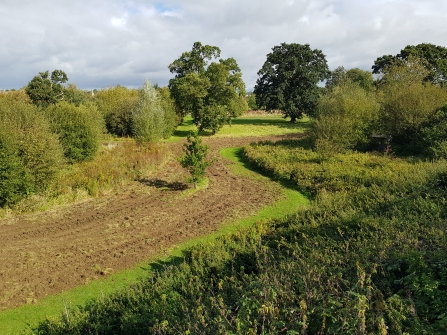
left=0, top=135, right=300, bottom=310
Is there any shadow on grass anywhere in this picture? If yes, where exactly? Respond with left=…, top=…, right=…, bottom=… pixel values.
left=148, top=255, right=186, bottom=272
left=172, top=129, right=192, bottom=138
left=231, top=117, right=311, bottom=129
left=139, top=178, right=188, bottom=191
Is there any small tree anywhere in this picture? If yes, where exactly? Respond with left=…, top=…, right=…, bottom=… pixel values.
left=26, top=69, right=68, bottom=107
left=132, top=80, right=172, bottom=143
left=178, top=132, right=213, bottom=188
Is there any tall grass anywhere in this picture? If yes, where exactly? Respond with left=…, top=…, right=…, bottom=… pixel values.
left=2, top=140, right=169, bottom=214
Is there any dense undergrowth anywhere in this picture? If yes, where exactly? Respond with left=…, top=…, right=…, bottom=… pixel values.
left=35, top=139, right=447, bottom=334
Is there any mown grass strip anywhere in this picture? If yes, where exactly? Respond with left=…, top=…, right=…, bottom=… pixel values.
left=0, top=146, right=308, bottom=335
left=167, top=114, right=310, bottom=142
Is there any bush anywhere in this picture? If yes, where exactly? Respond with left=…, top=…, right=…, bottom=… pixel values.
left=377, top=57, right=447, bottom=144
left=0, top=99, right=64, bottom=205
left=157, top=86, right=178, bottom=136
left=132, top=80, right=173, bottom=143
left=312, top=81, right=379, bottom=155
left=94, top=86, right=138, bottom=137
left=45, top=102, right=104, bottom=163
left=64, top=83, right=89, bottom=106
left=0, top=133, right=31, bottom=206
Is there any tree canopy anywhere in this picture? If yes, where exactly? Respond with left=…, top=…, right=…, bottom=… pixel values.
left=168, top=42, right=247, bottom=134
left=376, top=56, right=447, bottom=142
left=326, top=67, right=374, bottom=91
left=372, top=43, right=447, bottom=85
left=25, top=70, right=68, bottom=107
left=254, top=43, right=330, bottom=122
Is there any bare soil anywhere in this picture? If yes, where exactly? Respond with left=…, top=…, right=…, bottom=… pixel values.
left=0, top=135, right=300, bottom=310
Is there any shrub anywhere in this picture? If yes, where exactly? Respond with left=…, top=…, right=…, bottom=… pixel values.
left=0, top=133, right=31, bottom=206
left=45, top=102, right=104, bottom=163
left=0, top=89, right=32, bottom=104
left=377, top=57, right=447, bottom=143
left=0, top=99, right=64, bottom=204
left=94, top=86, right=138, bottom=137
left=64, top=83, right=89, bottom=106
left=132, top=80, right=170, bottom=143
left=178, top=131, right=213, bottom=188
left=157, top=86, right=178, bottom=136
left=312, top=81, right=380, bottom=155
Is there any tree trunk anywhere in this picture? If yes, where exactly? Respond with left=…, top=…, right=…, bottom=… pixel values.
left=290, top=115, right=297, bottom=123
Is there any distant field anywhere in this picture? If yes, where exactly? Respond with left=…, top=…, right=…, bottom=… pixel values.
left=169, top=112, right=310, bottom=141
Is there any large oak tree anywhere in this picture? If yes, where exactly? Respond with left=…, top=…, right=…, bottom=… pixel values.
left=254, top=43, right=330, bottom=122
left=168, top=42, right=247, bottom=134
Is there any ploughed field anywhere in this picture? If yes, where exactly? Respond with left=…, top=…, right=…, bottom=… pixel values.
left=0, top=135, right=298, bottom=310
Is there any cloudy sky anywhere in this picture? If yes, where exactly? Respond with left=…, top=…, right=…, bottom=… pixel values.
left=1, top=0, right=446, bottom=90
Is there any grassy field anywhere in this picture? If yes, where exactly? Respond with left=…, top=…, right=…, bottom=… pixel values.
left=168, top=113, right=310, bottom=141
left=0, top=117, right=309, bottom=335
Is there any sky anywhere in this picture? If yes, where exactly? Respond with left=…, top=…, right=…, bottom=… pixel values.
left=1, top=0, right=446, bottom=91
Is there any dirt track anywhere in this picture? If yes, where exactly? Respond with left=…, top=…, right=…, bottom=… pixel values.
left=0, top=135, right=297, bottom=310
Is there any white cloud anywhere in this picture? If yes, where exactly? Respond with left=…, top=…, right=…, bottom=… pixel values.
left=0, top=0, right=446, bottom=90
left=111, top=16, right=127, bottom=28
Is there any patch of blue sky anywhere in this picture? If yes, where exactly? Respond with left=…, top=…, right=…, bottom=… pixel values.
left=155, top=3, right=179, bottom=14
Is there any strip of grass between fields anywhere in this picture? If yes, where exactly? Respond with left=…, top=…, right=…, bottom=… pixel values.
left=0, top=147, right=308, bottom=335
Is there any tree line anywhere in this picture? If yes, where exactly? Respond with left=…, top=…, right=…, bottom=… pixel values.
left=1, top=41, right=447, bottom=206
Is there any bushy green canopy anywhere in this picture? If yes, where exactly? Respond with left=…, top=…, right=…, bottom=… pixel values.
left=169, top=42, right=247, bottom=134
left=372, top=43, right=447, bottom=86
left=254, top=43, right=330, bottom=122
left=25, top=70, right=68, bottom=107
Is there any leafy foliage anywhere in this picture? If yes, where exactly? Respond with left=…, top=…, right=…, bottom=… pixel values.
left=132, top=80, right=176, bottom=143
left=402, top=104, right=447, bottom=158
left=44, top=102, right=104, bottom=163
left=0, top=99, right=64, bottom=205
left=312, top=80, right=380, bottom=155
left=0, top=133, right=31, bottom=206
left=326, top=66, right=374, bottom=91
left=157, top=86, right=180, bottom=133
left=25, top=70, right=68, bottom=107
left=177, top=131, right=213, bottom=188
left=64, top=83, right=89, bottom=106
left=372, top=43, right=447, bottom=85
left=94, top=86, right=139, bottom=137
left=254, top=43, right=330, bottom=121
left=246, top=92, right=258, bottom=110
left=169, top=42, right=247, bottom=134
left=377, top=56, right=447, bottom=143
